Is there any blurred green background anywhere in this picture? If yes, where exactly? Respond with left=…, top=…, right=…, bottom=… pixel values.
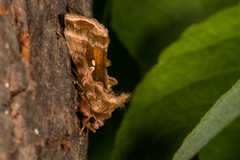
left=88, top=0, right=240, bottom=160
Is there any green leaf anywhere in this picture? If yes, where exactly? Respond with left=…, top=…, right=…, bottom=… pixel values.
left=173, top=79, right=240, bottom=160
left=111, top=0, right=239, bottom=74
left=198, top=116, right=240, bottom=160
left=111, top=5, right=240, bottom=160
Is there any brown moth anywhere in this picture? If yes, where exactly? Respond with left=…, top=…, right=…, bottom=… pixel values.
left=64, top=14, right=130, bottom=133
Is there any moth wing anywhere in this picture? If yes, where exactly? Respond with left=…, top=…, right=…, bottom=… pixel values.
left=64, top=14, right=110, bottom=90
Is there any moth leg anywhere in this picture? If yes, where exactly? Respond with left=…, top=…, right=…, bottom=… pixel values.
left=71, top=66, right=78, bottom=77
left=79, top=116, right=96, bottom=135
left=54, top=27, right=64, bottom=39
left=68, top=73, right=85, bottom=95
left=71, top=70, right=98, bottom=123
left=71, top=67, right=83, bottom=87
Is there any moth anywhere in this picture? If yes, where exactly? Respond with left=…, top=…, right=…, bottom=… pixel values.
left=64, top=14, right=130, bottom=134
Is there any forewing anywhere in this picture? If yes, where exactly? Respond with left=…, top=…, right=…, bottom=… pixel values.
left=64, top=14, right=109, bottom=89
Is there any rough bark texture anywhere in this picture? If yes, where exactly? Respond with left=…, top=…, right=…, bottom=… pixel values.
left=0, top=0, right=93, bottom=159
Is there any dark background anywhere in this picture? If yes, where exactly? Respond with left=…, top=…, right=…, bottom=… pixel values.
left=89, top=0, right=140, bottom=160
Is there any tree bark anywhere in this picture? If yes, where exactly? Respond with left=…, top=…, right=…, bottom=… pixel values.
left=0, top=0, right=93, bottom=159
